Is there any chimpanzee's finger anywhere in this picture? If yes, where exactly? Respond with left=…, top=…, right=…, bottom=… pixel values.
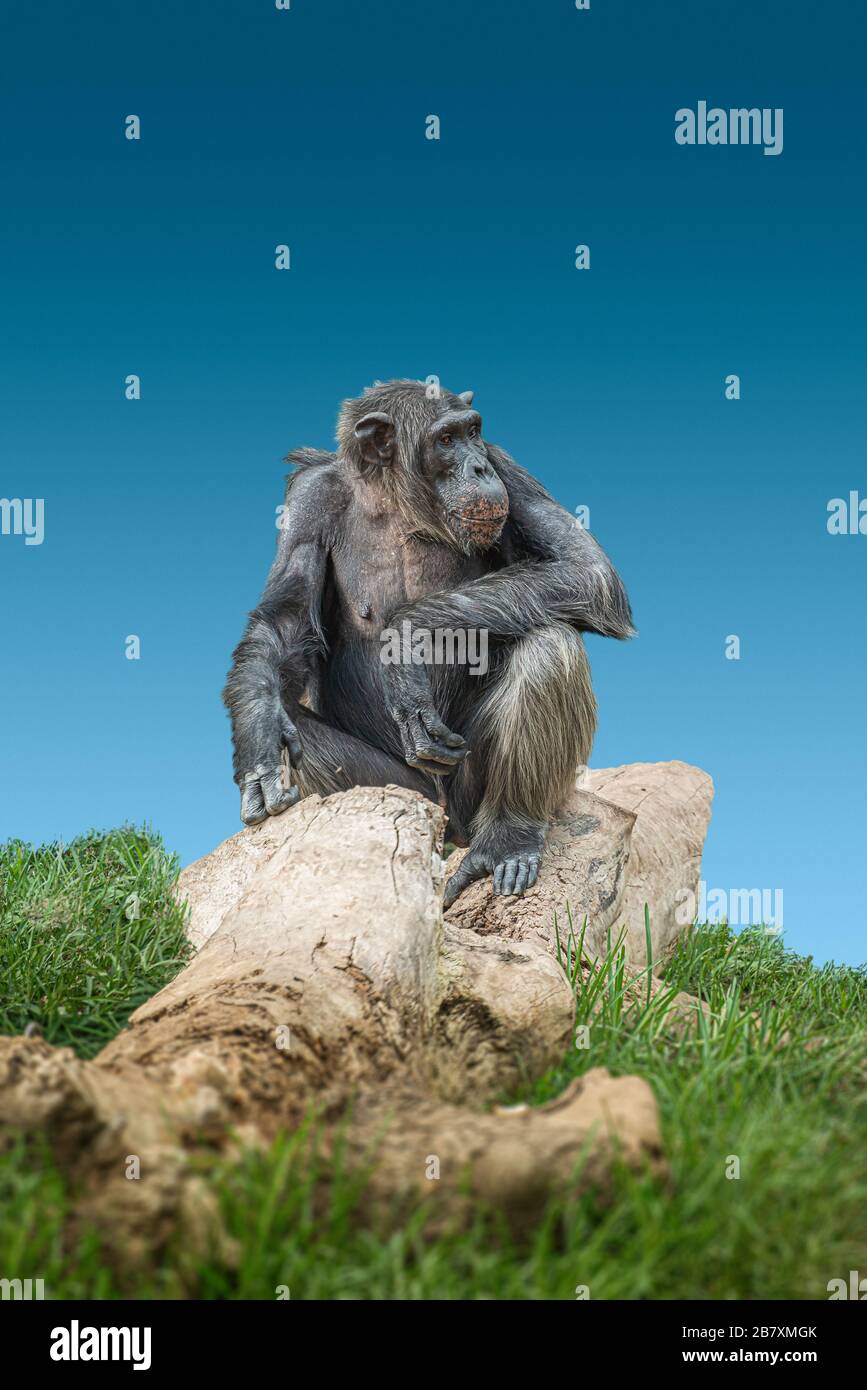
left=493, top=862, right=506, bottom=894
left=404, top=712, right=466, bottom=768
left=240, top=779, right=267, bottom=825
left=280, top=713, right=303, bottom=767
left=442, top=855, right=487, bottom=909
left=260, top=768, right=300, bottom=817
left=514, top=860, right=530, bottom=896
left=526, top=856, right=541, bottom=889
left=410, top=742, right=468, bottom=768
left=420, top=707, right=466, bottom=749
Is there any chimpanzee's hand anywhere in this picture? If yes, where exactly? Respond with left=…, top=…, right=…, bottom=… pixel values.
left=383, top=664, right=467, bottom=771
left=238, top=702, right=303, bottom=825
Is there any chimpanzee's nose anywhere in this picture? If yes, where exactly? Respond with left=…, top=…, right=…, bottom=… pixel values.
left=472, top=460, right=491, bottom=479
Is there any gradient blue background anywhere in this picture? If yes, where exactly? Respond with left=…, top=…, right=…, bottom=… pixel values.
left=2, top=1, right=864, bottom=964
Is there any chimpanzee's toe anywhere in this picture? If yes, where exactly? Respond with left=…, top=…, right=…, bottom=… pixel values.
left=492, top=852, right=541, bottom=897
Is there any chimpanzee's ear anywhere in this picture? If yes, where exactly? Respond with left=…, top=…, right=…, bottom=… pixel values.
left=458, top=390, right=474, bottom=406
left=354, top=411, right=395, bottom=465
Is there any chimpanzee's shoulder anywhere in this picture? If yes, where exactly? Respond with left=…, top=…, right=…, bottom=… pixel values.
left=282, top=451, right=351, bottom=513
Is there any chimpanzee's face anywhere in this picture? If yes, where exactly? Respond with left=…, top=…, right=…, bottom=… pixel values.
left=424, top=409, right=509, bottom=550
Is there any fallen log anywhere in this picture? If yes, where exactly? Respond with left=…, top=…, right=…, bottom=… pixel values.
left=0, top=785, right=667, bottom=1267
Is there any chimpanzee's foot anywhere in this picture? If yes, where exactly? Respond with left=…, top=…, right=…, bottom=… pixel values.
left=442, top=821, right=546, bottom=909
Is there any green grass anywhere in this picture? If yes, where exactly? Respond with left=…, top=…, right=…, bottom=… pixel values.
left=0, top=828, right=191, bottom=1057
left=1, top=827, right=866, bottom=1299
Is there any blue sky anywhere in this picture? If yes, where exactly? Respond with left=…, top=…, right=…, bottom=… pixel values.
left=1, top=1, right=865, bottom=963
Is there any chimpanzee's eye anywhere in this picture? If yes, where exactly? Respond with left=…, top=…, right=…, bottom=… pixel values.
left=440, top=434, right=452, bottom=447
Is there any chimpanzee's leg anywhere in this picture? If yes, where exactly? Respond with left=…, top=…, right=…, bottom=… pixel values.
left=441, top=623, right=596, bottom=905
left=292, top=707, right=437, bottom=801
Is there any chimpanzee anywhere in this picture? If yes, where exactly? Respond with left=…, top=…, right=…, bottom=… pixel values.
left=223, top=379, right=633, bottom=907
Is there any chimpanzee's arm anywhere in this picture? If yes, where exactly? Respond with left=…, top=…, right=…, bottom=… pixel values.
left=381, top=447, right=632, bottom=771
left=223, top=460, right=338, bottom=823
left=392, top=445, right=634, bottom=641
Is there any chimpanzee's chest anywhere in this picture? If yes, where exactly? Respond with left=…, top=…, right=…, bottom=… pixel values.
left=329, top=513, right=493, bottom=637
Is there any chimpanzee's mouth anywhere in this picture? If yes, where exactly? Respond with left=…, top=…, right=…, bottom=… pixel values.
left=451, top=500, right=509, bottom=526
left=449, top=502, right=508, bottom=547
